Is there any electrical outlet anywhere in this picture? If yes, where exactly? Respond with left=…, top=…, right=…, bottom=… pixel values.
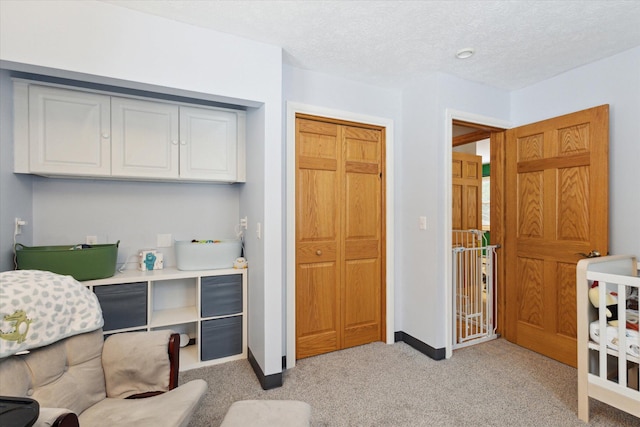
left=86, top=235, right=98, bottom=245
left=14, top=218, right=26, bottom=235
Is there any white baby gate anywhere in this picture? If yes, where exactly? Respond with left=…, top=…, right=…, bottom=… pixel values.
left=452, top=230, right=499, bottom=349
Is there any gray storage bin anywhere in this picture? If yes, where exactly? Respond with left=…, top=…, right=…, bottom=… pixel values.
left=201, top=275, right=242, bottom=317
left=94, top=282, right=147, bottom=331
left=201, top=315, right=242, bottom=361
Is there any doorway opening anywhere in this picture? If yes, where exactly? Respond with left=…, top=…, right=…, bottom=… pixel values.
left=450, top=118, right=507, bottom=351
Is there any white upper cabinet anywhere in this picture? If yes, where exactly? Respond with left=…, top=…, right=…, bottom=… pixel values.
left=111, top=97, right=180, bottom=179
left=27, top=85, right=111, bottom=176
left=14, top=81, right=246, bottom=183
left=179, top=106, right=238, bottom=182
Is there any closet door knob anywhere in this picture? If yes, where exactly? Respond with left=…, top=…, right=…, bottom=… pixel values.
left=316, top=250, right=322, bottom=256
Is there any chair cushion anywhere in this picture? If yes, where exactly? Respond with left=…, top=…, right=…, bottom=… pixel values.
left=102, top=330, right=172, bottom=398
left=78, top=379, right=207, bottom=427
left=220, top=400, right=311, bottom=427
left=0, top=329, right=106, bottom=415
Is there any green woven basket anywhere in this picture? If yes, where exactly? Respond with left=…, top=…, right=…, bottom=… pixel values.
left=15, top=241, right=119, bottom=281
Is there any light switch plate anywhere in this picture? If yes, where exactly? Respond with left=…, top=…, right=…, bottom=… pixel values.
left=157, top=234, right=173, bottom=247
left=419, top=216, right=427, bottom=230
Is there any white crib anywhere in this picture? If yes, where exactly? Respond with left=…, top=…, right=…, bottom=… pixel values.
left=576, top=255, right=640, bottom=421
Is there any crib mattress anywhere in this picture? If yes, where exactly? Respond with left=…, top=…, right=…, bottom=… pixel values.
left=589, top=313, right=639, bottom=358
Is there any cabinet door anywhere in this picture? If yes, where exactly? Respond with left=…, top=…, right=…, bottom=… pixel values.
left=29, top=85, right=111, bottom=175
left=112, top=97, right=179, bottom=178
left=179, top=106, right=238, bottom=181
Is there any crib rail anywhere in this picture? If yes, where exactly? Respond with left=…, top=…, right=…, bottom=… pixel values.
left=588, top=271, right=639, bottom=383
left=577, top=255, right=640, bottom=422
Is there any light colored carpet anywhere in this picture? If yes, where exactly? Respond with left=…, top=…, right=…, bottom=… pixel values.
left=180, top=338, right=639, bottom=426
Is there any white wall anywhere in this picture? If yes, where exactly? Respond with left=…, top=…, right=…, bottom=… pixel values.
left=512, top=47, right=640, bottom=257
left=31, top=178, right=240, bottom=268
left=0, top=0, right=284, bottom=376
left=400, top=73, right=510, bottom=351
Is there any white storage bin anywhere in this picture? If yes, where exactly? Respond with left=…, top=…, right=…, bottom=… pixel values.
left=175, top=240, right=242, bottom=271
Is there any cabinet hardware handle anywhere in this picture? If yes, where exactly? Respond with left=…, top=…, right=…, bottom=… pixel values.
left=171, top=140, right=178, bottom=145
left=180, top=140, right=187, bottom=145
left=316, top=250, right=322, bottom=256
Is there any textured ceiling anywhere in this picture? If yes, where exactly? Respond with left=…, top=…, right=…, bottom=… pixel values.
left=103, top=0, right=640, bottom=90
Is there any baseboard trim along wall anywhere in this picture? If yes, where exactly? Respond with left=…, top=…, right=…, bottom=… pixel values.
left=248, top=347, right=283, bottom=390
left=395, top=331, right=446, bottom=360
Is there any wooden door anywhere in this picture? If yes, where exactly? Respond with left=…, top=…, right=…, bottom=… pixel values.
left=295, top=116, right=384, bottom=359
left=504, top=105, right=609, bottom=367
left=452, top=152, right=482, bottom=231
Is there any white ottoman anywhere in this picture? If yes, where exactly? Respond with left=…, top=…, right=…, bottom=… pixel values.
left=220, top=400, right=311, bottom=427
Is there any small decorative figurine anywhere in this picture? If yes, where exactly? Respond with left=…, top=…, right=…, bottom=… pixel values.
left=233, top=257, right=248, bottom=269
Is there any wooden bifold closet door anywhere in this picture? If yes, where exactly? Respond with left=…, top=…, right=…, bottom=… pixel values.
left=295, top=115, right=385, bottom=360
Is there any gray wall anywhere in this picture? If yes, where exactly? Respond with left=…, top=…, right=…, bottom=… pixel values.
left=0, top=70, right=32, bottom=271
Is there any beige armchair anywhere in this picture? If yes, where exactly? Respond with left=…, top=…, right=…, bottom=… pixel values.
left=0, top=328, right=207, bottom=427
left=0, top=270, right=206, bottom=427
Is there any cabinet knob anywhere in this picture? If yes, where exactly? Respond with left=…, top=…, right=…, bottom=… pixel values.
left=171, top=140, right=178, bottom=145
left=316, top=250, right=322, bottom=256
left=180, top=140, right=187, bottom=146
left=102, top=132, right=109, bottom=139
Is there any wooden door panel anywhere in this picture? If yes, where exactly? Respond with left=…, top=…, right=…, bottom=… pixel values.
left=464, top=186, right=479, bottom=228
left=345, top=173, right=380, bottom=239
left=452, top=152, right=482, bottom=230
left=296, top=262, right=340, bottom=359
left=343, top=258, right=380, bottom=348
left=452, top=184, right=462, bottom=229
left=345, top=127, right=380, bottom=164
left=557, top=166, right=589, bottom=241
left=297, top=242, right=337, bottom=264
left=343, top=124, right=382, bottom=350
left=517, top=172, right=543, bottom=238
left=505, top=105, right=609, bottom=367
left=297, top=169, right=338, bottom=242
left=516, top=257, right=544, bottom=328
left=556, top=262, right=577, bottom=339
left=296, top=117, right=385, bottom=359
left=345, top=240, right=378, bottom=260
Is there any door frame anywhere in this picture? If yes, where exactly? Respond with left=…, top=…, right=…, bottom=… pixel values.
left=286, top=102, right=395, bottom=369
left=444, top=109, right=511, bottom=358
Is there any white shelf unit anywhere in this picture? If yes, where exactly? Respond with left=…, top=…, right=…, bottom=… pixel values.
left=83, top=267, right=247, bottom=371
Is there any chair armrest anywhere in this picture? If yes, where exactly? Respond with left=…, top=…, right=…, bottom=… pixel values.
left=102, top=330, right=177, bottom=399
left=35, top=408, right=78, bottom=427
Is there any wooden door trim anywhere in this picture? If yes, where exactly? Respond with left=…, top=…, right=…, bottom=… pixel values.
left=286, top=102, right=395, bottom=369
